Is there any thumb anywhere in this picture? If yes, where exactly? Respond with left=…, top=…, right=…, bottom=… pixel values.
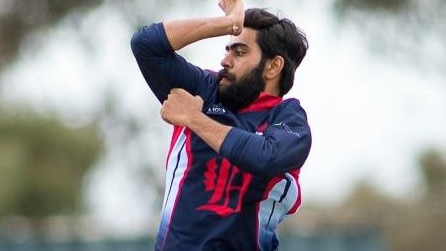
left=218, top=0, right=228, bottom=12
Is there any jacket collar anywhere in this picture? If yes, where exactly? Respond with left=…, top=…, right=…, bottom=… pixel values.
left=238, top=92, right=283, bottom=113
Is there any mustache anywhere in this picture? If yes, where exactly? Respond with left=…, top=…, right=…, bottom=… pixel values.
left=217, top=69, right=236, bottom=82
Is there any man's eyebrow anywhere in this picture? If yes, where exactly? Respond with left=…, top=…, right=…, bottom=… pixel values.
left=225, top=43, right=249, bottom=51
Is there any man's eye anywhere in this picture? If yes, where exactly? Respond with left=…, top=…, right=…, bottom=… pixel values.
left=235, top=50, right=246, bottom=56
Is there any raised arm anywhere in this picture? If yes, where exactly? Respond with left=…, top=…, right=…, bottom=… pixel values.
left=164, top=0, right=245, bottom=50
left=130, top=0, right=245, bottom=102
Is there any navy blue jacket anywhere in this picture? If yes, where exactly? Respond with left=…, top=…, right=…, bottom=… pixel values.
left=131, top=22, right=312, bottom=251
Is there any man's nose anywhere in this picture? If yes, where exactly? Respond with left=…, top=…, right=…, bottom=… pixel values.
left=220, top=53, right=233, bottom=69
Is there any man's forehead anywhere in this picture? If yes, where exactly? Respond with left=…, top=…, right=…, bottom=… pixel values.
left=226, top=28, right=258, bottom=49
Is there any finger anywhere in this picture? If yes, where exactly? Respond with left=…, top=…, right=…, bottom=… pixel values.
left=232, top=26, right=240, bottom=35
left=160, top=107, right=166, bottom=119
left=218, top=0, right=226, bottom=11
left=162, top=98, right=169, bottom=108
left=194, top=95, right=204, bottom=102
left=160, top=107, right=172, bottom=123
left=173, top=88, right=193, bottom=99
left=170, top=88, right=185, bottom=94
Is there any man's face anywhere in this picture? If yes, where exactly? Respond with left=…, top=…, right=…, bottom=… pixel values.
left=217, top=28, right=266, bottom=112
left=217, top=59, right=266, bottom=112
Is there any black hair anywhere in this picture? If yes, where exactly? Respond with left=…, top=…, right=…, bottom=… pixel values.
left=244, top=8, right=308, bottom=96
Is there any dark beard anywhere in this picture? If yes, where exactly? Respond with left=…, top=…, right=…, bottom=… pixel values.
left=217, top=59, right=266, bottom=112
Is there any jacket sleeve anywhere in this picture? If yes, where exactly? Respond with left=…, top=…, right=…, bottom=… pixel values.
left=219, top=99, right=312, bottom=178
left=130, top=22, right=215, bottom=103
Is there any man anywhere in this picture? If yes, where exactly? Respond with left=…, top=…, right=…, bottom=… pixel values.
left=131, top=0, right=311, bottom=250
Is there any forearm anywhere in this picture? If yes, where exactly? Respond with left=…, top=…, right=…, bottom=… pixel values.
left=218, top=127, right=311, bottom=177
left=186, top=112, right=232, bottom=152
left=163, top=17, right=234, bottom=51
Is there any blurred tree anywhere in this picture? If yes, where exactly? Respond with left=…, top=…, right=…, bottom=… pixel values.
left=335, top=0, right=412, bottom=12
left=0, top=1, right=114, bottom=231
left=0, top=0, right=206, bottom=74
left=0, top=0, right=104, bottom=72
left=342, top=180, right=400, bottom=225
left=337, top=149, right=446, bottom=251
left=333, top=0, right=446, bottom=74
left=386, top=149, right=446, bottom=251
left=0, top=0, right=187, bottom=233
left=419, top=148, right=446, bottom=193
left=0, top=107, right=103, bottom=219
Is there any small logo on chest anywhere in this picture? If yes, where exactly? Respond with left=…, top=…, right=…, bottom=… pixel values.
left=206, top=104, right=227, bottom=115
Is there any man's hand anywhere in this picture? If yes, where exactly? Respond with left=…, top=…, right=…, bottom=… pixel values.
left=218, top=0, right=245, bottom=35
left=161, top=88, right=204, bottom=127
left=161, top=88, right=232, bottom=152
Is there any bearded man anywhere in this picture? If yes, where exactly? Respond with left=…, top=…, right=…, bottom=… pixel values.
left=131, top=0, right=311, bottom=250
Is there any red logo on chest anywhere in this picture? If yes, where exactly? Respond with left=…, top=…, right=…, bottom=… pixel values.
left=197, top=158, right=253, bottom=217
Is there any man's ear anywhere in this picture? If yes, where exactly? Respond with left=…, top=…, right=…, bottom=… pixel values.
left=264, top=55, right=284, bottom=80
